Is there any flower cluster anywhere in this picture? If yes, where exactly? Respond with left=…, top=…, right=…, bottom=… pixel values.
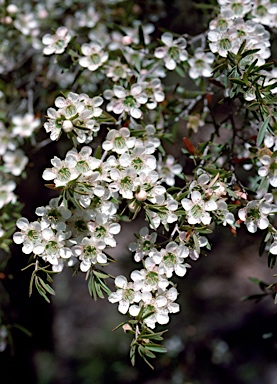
left=2, top=0, right=276, bottom=367
left=44, top=92, right=105, bottom=143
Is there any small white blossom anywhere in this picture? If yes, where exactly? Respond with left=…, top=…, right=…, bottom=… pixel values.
left=188, top=48, right=215, bottom=79
left=12, top=113, right=40, bottom=138
left=3, top=149, right=28, bottom=176
left=258, top=154, right=277, bottom=187
left=42, top=26, right=71, bottom=55
left=108, top=275, right=141, bottom=314
left=79, top=41, right=108, bottom=71
left=181, top=191, right=217, bottom=225
left=154, top=32, right=188, bottom=70
left=238, top=194, right=275, bottom=233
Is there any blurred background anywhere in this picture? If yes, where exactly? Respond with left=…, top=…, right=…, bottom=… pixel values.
left=1, top=0, right=277, bottom=383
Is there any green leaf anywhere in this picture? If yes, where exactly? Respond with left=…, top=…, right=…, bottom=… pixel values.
left=145, top=345, right=167, bottom=353
left=257, top=115, right=271, bottom=147
left=38, top=277, right=55, bottom=296
left=230, top=78, right=246, bottom=86
left=93, top=270, right=110, bottom=279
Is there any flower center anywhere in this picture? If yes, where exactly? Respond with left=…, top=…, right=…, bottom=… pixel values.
left=45, top=240, right=58, bottom=255
left=123, top=288, right=135, bottom=302
left=145, top=271, right=159, bottom=286
left=163, top=252, right=177, bottom=268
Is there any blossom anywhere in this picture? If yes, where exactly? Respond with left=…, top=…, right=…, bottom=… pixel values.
left=155, top=242, right=190, bottom=278
left=42, top=153, right=79, bottom=188
left=181, top=191, right=217, bottom=225
left=104, top=84, right=148, bottom=119
left=258, top=154, right=277, bottom=187
left=156, top=154, right=182, bottom=186
left=3, top=149, right=28, bottom=176
left=102, top=127, right=136, bottom=154
left=130, top=261, right=169, bottom=293
left=139, top=287, right=180, bottom=329
left=79, top=41, right=108, bottom=71
left=13, top=218, right=44, bottom=255
left=129, top=227, right=157, bottom=262
left=44, top=92, right=104, bottom=143
left=39, top=228, right=72, bottom=268
left=12, top=113, right=40, bottom=138
left=154, top=32, right=188, bottom=70
left=35, top=198, right=71, bottom=231
left=42, top=26, right=71, bottom=55
left=252, top=0, right=277, bottom=28
left=0, top=180, right=17, bottom=209
left=108, top=275, right=141, bottom=314
left=71, top=237, right=107, bottom=272
left=238, top=194, right=275, bottom=233
left=188, top=48, right=215, bottom=79
left=105, top=60, right=133, bottom=82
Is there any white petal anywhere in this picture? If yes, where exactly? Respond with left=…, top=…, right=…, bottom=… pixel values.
left=118, top=300, right=129, bottom=314
left=115, top=275, right=128, bottom=288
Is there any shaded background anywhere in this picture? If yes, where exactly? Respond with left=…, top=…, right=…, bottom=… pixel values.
left=1, top=0, right=277, bottom=383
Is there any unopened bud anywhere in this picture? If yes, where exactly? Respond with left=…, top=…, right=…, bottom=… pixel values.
left=135, top=189, right=147, bottom=201
left=62, top=120, right=73, bottom=132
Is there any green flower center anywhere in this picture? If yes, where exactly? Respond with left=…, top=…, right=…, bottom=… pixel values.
left=145, top=271, right=159, bottom=286
left=163, top=252, right=177, bottom=268
left=45, top=240, right=58, bottom=255
left=219, top=38, right=232, bottom=51
left=84, top=245, right=97, bottom=258
left=191, top=204, right=203, bottom=218
left=120, top=176, right=134, bottom=191
left=57, top=167, right=71, bottom=181
left=90, top=54, right=101, bottom=65
left=256, top=5, right=267, bottom=17
left=142, top=240, right=152, bottom=252
left=27, top=229, right=39, bottom=242
left=48, top=208, right=61, bottom=223
left=94, top=226, right=106, bottom=239
left=76, top=160, right=90, bottom=173
left=123, top=288, right=135, bottom=302
left=124, top=95, right=136, bottom=108
left=132, top=157, right=143, bottom=171
left=231, top=3, right=243, bottom=15
left=114, top=136, right=126, bottom=150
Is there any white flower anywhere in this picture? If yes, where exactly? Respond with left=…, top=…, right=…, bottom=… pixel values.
left=181, top=191, right=217, bottom=225
left=258, top=154, right=277, bottom=187
left=108, top=275, right=141, bottom=314
left=188, top=48, right=215, bottom=79
left=104, top=84, right=148, bottom=119
left=12, top=113, right=40, bottom=138
left=44, top=92, right=104, bottom=143
left=157, top=242, right=190, bottom=278
left=42, top=153, right=79, bottom=188
left=79, top=41, right=108, bottom=71
left=157, top=154, right=182, bottom=186
left=13, top=218, right=44, bottom=255
left=131, top=262, right=169, bottom=293
left=154, top=32, right=188, bottom=70
left=71, top=237, right=107, bottom=272
left=35, top=197, right=71, bottom=231
left=40, top=228, right=72, bottom=267
left=129, top=227, right=157, bottom=262
left=87, top=216, right=121, bottom=247
left=238, top=194, right=275, bottom=233
left=0, top=180, right=17, bottom=208
left=3, top=149, right=28, bottom=176
left=102, top=127, right=136, bottom=154
left=42, top=26, right=71, bottom=55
